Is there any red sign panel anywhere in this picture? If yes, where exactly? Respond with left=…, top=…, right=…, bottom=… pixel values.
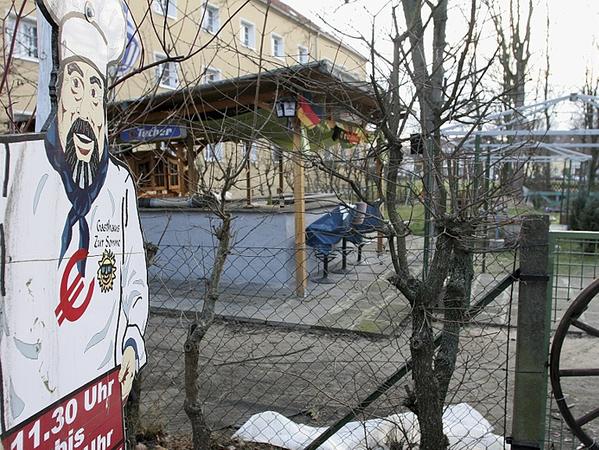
left=1, top=367, right=124, bottom=450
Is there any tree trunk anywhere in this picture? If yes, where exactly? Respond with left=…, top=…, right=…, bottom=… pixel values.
left=125, top=372, right=143, bottom=448
left=589, top=151, right=599, bottom=191
left=184, top=323, right=211, bottom=450
left=184, top=214, right=232, bottom=449
left=408, top=233, right=454, bottom=450
left=411, top=300, right=447, bottom=450
left=434, top=245, right=473, bottom=404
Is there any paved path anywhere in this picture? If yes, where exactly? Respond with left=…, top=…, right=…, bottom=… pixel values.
left=149, top=237, right=516, bottom=334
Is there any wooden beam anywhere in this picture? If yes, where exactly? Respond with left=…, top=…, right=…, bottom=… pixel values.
left=278, top=146, right=284, bottom=207
left=245, top=141, right=252, bottom=207
left=293, top=118, right=307, bottom=297
left=186, top=134, right=199, bottom=195
left=176, top=143, right=188, bottom=196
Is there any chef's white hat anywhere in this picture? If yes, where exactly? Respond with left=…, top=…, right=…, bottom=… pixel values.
left=39, top=0, right=126, bottom=76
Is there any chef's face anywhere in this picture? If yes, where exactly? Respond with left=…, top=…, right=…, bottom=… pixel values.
left=57, top=60, right=106, bottom=183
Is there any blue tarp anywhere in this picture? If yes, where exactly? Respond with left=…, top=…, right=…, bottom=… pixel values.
left=306, top=204, right=385, bottom=255
left=306, top=206, right=355, bottom=255
left=347, top=204, right=385, bottom=244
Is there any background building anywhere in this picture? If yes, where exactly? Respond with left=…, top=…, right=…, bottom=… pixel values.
left=1, top=0, right=370, bottom=199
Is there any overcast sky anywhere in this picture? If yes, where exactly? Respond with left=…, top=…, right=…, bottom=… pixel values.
left=285, top=0, right=599, bottom=100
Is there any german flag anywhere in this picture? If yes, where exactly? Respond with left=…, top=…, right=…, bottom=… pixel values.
left=297, top=95, right=322, bottom=129
left=331, top=122, right=366, bottom=145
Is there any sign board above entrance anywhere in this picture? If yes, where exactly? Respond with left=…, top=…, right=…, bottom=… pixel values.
left=120, top=125, right=187, bottom=143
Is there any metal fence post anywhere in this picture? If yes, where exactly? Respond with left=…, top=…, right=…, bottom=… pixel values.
left=511, top=214, right=551, bottom=449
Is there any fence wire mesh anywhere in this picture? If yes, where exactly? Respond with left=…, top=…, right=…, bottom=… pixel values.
left=545, top=231, right=599, bottom=450
left=549, top=231, right=599, bottom=326
left=132, top=230, right=520, bottom=449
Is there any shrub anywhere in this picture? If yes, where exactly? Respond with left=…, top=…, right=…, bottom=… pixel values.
left=569, top=194, right=599, bottom=231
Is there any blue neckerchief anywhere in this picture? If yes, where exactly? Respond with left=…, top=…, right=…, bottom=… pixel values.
left=44, top=117, right=109, bottom=276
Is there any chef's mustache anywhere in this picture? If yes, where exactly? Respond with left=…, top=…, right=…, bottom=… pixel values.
left=69, top=118, right=96, bottom=142
left=65, top=118, right=100, bottom=189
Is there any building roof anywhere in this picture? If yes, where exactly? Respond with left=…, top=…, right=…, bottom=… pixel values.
left=108, top=60, right=379, bottom=130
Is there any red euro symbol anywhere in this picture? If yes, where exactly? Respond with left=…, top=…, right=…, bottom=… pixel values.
left=55, top=248, right=95, bottom=326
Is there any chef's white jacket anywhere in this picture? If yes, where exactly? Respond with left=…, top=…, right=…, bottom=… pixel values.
left=0, top=135, right=149, bottom=432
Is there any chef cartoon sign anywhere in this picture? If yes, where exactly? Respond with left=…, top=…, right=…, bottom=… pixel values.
left=0, top=0, right=148, bottom=448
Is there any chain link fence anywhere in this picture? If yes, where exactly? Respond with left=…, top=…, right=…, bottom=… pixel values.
left=132, top=230, right=521, bottom=449
left=545, top=230, right=599, bottom=449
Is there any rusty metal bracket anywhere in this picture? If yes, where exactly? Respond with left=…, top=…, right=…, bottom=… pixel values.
left=518, top=273, right=550, bottom=282
left=506, top=437, right=541, bottom=449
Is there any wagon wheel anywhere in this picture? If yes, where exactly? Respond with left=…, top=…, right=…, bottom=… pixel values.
left=550, top=278, right=599, bottom=449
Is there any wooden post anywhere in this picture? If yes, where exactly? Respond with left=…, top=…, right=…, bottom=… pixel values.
left=278, top=146, right=285, bottom=208
left=511, top=215, right=550, bottom=449
left=293, top=119, right=307, bottom=297
left=176, top=143, right=187, bottom=196
left=186, top=135, right=198, bottom=195
left=245, top=142, right=252, bottom=207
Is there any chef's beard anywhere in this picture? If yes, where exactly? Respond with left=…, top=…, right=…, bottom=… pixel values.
left=64, top=118, right=100, bottom=190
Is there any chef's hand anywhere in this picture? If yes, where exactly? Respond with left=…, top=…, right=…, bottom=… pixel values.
left=119, top=346, right=136, bottom=402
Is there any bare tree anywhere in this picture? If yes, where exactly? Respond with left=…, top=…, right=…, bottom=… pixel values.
left=487, top=0, right=533, bottom=111
left=485, top=0, right=534, bottom=190
left=299, top=1, right=521, bottom=448
left=1, top=1, right=40, bottom=132
left=182, top=2, right=275, bottom=448
left=527, top=1, right=552, bottom=191
left=581, top=70, right=599, bottom=191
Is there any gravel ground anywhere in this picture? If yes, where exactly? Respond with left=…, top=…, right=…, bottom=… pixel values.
left=138, top=313, right=514, bottom=442
left=137, top=310, right=599, bottom=449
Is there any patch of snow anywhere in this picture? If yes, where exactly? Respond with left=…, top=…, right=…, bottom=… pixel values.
left=233, top=403, right=509, bottom=450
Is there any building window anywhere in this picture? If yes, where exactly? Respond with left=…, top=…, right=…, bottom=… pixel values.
left=5, top=16, right=38, bottom=61
left=298, top=46, right=309, bottom=64
left=271, top=145, right=282, bottom=162
left=271, top=34, right=284, bottom=59
left=250, top=143, right=258, bottom=162
left=168, top=161, right=179, bottom=188
left=138, top=161, right=151, bottom=187
left=240, top=20, right=255, bottom=49
left=12, top=111, right=33, bottom=132
left=205, top=142, right=224, bottom=161
left=202, top=4, right=219, bottom=33
left=154, top=159, right=167, bottom=189
left=244, top=142, right=258, bottom=162
left=202, top=66, right=221, bottom=84
left=154, top=53, right=179, bottom=89
left=152, top=0, right=177, bottom=19
left=322, top=58, right=337, bottom=74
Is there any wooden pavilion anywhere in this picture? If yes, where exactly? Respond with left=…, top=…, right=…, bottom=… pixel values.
left=107, top=60, right=380, bottom=296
